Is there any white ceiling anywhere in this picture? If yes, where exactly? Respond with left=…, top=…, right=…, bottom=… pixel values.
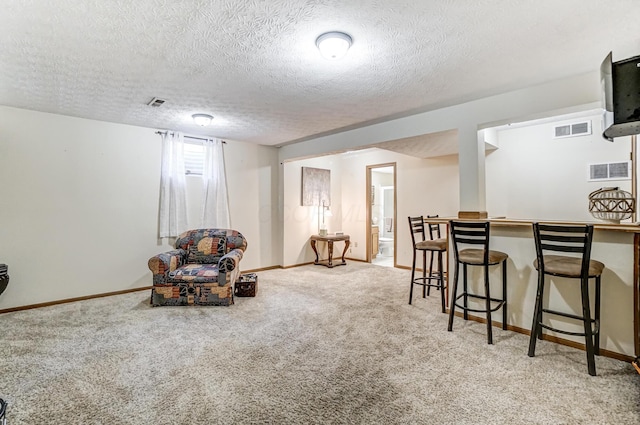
left=371, top=129, right=460, bottom=159
left=1, top=0, right=639, bottom=147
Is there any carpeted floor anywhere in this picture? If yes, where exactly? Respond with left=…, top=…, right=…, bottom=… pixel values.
left=1, top=262, right=639, bottom=424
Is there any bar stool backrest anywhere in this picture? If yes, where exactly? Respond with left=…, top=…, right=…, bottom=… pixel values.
left=408, top=216, right=426, bottom=246
left=533, top=223, right=594, bottom=280
left=426, top=215, right=441, bottom=240
left=449, top=221, right=491, bottom=264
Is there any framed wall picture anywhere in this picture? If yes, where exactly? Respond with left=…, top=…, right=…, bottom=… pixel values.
left=301, top=167, right=330, bottom=206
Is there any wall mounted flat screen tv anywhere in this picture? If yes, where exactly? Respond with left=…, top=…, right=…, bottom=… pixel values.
left=601, top=52, right=640, bottom=141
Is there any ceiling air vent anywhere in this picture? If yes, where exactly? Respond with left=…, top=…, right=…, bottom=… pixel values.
left=147, top=97, right=166, bottom=107
left=554, top=120, right=592, bottom=138
left=588, top=161, right=631, bottom=181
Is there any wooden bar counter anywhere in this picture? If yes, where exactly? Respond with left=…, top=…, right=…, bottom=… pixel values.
left=424, top=216, right=640, bottom=361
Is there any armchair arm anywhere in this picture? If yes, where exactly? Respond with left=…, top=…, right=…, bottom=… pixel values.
left=148, top=249, right=186, bottom=284
left=218, top=248, right=244, bottom=273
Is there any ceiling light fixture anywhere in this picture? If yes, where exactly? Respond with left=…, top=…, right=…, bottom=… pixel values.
left=316, top=32, right=352, bottom=60
left=192, top=114, right=213, bottom=126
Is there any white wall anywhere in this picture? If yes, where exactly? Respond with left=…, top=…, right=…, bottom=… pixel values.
left=0, top=106, right=280, bottom=309
left=395, top=153, right=460, bottom=268
left=282, top=148, right=459, bottom=268
left=214, top=139, right=281, bottom=268
left=486, top=113, right=633, bottom=221
left=282, top=156, right=343, bottom=267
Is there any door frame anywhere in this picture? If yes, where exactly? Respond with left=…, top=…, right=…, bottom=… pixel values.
left=366, top=162, right=397, bottom=265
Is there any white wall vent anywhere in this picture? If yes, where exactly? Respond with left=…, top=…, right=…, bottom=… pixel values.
left=554, top=120, right=592, bottom=138
left=147, top=97, right=166, bottom=107
left=588, top=161, right=631, bottom=181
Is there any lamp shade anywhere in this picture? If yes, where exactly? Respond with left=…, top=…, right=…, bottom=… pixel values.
left=316, top=32, right=352, bottom=60
left=192, top=114, right=213, bottom=126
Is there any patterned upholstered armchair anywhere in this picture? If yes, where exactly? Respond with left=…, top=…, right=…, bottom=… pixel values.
left=148, top=229, right=247, bottom=306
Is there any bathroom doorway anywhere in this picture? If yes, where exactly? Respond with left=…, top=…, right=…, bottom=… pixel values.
left=366, top=163, right=396, bottom=267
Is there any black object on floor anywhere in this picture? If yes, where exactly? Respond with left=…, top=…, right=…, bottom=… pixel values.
left=0, top=397, right=7, bottom=425
left=0, top=263, right=8, bottom=297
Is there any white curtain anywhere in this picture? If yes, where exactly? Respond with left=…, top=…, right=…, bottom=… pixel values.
left=159, top=131, right=188, bottom=237
left=201, top=138, right=230, bottom=228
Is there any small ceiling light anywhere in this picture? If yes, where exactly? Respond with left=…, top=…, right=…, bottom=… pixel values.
left=316, top=31, right=352, bottom=60
left=192, top=114, right=213, bottom=126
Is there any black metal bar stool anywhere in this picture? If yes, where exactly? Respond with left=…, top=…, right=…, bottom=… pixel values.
left=408, top=216, right=447, bottom=313
left=528, top=223, right=604, bottom=376
left=447, top=220, right=508, bottom=344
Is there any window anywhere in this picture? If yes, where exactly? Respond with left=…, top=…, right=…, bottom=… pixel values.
left=184, top=139, right=204, bottom=175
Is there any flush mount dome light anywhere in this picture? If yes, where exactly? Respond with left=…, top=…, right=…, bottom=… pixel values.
left=316, top=31, right=352, bottom=60
left=192, top=114, right=213, bottom=126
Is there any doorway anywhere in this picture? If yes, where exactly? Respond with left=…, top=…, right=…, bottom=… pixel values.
left=366, top=163, right=397, bottom=267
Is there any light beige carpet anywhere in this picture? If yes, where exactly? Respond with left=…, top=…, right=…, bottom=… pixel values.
left=1, top=262, right=639, bottom=424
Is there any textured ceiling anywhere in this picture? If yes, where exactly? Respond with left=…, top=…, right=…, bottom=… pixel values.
left=372, top=130, right=460, bottom=159
left=1, top=0, right=639, bottom=147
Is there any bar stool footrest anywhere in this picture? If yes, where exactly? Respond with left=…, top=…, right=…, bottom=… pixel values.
left=412, top=282, right=447, bottom=290
left=538, top=321, right=600, bottom=337
left=540, top=308, right=599, bottom=335
left=541, top=308, right=598, bottom=325
left=453, top=293, right=506, bottom=313
left=412, top=276, right=447, bottom=290
left=412, top=272, right=445, bottom=280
